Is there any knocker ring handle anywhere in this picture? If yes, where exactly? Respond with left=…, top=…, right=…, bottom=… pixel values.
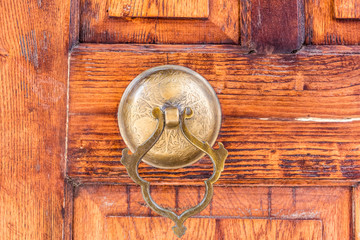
left=121, top=107, right=227, bottom=238
left=118, top=65, right=227, bottom=237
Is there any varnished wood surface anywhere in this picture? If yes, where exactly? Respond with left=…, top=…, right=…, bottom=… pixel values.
left=67, top=44, right=360, bottom=184
left=106, top=217, right=322, bottom=240
left=108, top=0, right=209, bottom=18
left=305, top=0, right=360, bottom=44
left=354, top=184, right=360, bottom=240
left=0, top=0, right=69, bottom=239
left=79, top=0, right=239, bottom=43
left=240, top=0, right=304, bottom=53
left=334, top=0, right=360, bottom=19
left=73, top=185, right=351, bottom=239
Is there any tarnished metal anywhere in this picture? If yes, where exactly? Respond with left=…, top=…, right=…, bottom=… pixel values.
left=118, top=65, right=222, bottom=169
left=121, top=107, right=227, bottom=238
left=118, top=65, right=227, bottom=237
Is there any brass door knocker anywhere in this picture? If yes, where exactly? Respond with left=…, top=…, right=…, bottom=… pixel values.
left=118, top=65, right=228, bottom=238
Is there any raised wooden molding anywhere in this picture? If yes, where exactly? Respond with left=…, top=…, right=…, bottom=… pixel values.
left=306, top=0, right=360, bottom=44
left=240, top=0, right=305, bottom=53
left=334, top=0, right=360, bottom=19
left=108, top=0, right=209, bottom=18
left=80, top=0, right=239, bottom=43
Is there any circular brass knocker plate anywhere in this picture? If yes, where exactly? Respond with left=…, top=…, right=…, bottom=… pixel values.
left=118, top=65, right=222, bottom=169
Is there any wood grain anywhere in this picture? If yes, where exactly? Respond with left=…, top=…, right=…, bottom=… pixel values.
left=73, top=185, right=351, bottom=239
left=305, top=0, right=360, bottom=44
left=0, top=0, right=69, bottom=239
left=109, top=0, right=209, bottom=18
left=354, top=184, right=360, bottom=240
left=105, top=217, right=216, bottom=240
left=64, top=181, right=75, bottom=240
left=241, top=0, right=305, bottom=53
left=79, top=0, right=239, bottom=43
left=216, top=219, right=322, bottom=240
left=67, top=44, right=360, bottom=184
left=334, top=0, right=360, bottom=19
left=271, top=187, right=351, bottom=239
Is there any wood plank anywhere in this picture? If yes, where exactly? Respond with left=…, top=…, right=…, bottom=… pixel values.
left=73, top=185, right=128, bottom=239
left=271, top=187, right=351, bottom=239
left=0, top=0, right=69, bottom=239
left=109, top=0, right=209, bottom=18
left=67, top=44, right=360, bottom=183
left=305, top=0, right=360, bottom=44
left=64, top=181, right=75, bottom=240
left=79, top=0, right=239, bottom=43
left=241, top=0, right=305, bottom=53
left=177, top=186, right=211, bottom=216
left=354, top=184, right=360, bottom=240
left=212, top=187, right=269, bottom=217
left=105, top=217, right=216, bottom=240
left=334, top=0, right=360, bottom=19
left=216, top=219, right=322, bottom=240
left=73, top=185, right=350, bottom=239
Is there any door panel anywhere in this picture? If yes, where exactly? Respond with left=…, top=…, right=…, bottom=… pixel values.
left=79, top=0, right=239, bottom=43
left=73, top=185, right=350, bottom=239
left=305, top=0, right=360, bottom=44
left=64, top=1, right=360, bottom=239
left=335, top=0, right=360, bottom=19
left=67, top=44, right=360, bottom=184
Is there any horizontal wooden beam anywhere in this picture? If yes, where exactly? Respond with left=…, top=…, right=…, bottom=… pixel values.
left=67, top=44, right=360, bottom=184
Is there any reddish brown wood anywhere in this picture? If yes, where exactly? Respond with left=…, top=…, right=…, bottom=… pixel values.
left=306, top=0, right=360, bottom=44
left=67, top=44, right=360, bottom=184
left=108, top=0, right=209, bottom=18
left=64, top=181, right=75, bottom=240
left=73, top=185, right=351, bottom=239
left=0, top=0, right=69, bottom=239
left=334, top=0, right=360, bottom=19
left=241, top=0, right=305, bottom=53
left=354, top=184, right=360, bottom=240
left=216, top=219, right=322, bottom=239
left=105, top=217, right=216, bottom=240
left=79, top=0, right=239, bottom=44
left=271, top=187, right=351, bottom=239
left=70, top=0, right=80, bottom=50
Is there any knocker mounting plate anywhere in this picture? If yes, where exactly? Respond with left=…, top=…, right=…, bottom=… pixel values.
left=118, top=65, right=222, bottom=169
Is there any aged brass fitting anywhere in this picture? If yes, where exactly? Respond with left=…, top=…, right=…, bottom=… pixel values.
left=118, top=65, right=228, bottom=237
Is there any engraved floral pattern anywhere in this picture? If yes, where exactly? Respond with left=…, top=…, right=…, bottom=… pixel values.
left=120, top=69, right=220, bottom=168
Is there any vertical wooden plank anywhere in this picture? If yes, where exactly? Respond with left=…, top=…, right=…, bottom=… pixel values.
left=354, top=184, right=360, bottom=240
left=0, top=0, right=69, bottom=239
left=334, top=0, right=360, bottom=19
left=64, top=181, right=75, bottom=240
left=242, top=0, right=305, bottom=53
left=70, top=0, right=80, bottom=50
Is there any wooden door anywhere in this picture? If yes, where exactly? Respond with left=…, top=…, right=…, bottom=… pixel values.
left=2, top=0, right=360, bottom=239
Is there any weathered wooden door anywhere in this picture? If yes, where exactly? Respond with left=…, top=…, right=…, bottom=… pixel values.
left=2, top=0, right=360, bottom=239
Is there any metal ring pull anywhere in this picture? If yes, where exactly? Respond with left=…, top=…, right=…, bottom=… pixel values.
left=121, top=106, right=227, bottom=238
left=118, top=65, right=228, bottom=237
